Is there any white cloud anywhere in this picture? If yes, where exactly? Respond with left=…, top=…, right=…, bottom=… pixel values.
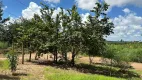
left=75, top=0, right=142, bottom=12
left=5, top=17, right=22, bottom=25
left=106, top=8, right=142, bottom=41
left=50, top=4, right=56, bottom=7
left=22, top=2, right=41, bottom=19
left=75, top=0, right=98, bottom=10
left=123, top=8, right=130, bottom=13
left=4, top=17, right=15, bottom=25
left=52, top=7, right=67, bottom=18
left=43, top=0, right=60, bottom=3
left=104, top=0, right=142, bottom=7
left=81, top=13, right=90, bottom=23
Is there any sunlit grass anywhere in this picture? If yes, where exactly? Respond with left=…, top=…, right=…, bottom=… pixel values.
left=44, top=66, right=125, bottom=80
left=0, top=60, right=9, bottom=70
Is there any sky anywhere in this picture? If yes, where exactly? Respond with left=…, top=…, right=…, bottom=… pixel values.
left=2, top=0, right=142, bottom=41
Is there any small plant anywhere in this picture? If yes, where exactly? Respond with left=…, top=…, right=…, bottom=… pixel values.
left=6, top=50, right=18, bottom=74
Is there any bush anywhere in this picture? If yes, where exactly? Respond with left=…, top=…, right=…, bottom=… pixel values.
left=131, top=49, right=142, bottom=63
left=104, top=44, right=132, bottom=69
left=6, top=50, right=18, bottom=73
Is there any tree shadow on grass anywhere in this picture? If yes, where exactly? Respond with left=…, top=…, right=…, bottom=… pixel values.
left=0, top=75, right=20, bottom=80
left=0, top=71, right=28, bottom=80
left=95, top=63, right=134, bottom=69
left=12, top=73, right=28, bottom=76
left=30, top=60, right=141, bottom=79
left=74, top=63, right=140, bottom=79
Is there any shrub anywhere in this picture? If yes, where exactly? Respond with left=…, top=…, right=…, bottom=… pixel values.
left=104, top=44, right=132, bottom=69
left=6, top=50, right=18, bottom=73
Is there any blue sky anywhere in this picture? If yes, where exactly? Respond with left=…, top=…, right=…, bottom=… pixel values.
left=2, top=0, right=142, bottom=41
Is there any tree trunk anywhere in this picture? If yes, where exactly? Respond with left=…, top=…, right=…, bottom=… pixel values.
left=47, top=54, right=48, bottom=60
left=29, top=51, right=32, bottom=62
left=64, top=52, right=67, bottom=62
left=12, top=43, right=14, bottom=51
left=89, top=55, right=94, bottom=65
left=35, top=53, right=38, bottom=60
left=53, top=52, right=56, bottom=62
left=71, top=48, right=75, bottom=66
left=22, top=42, right=24, bottom=64
left=55, top=50, right=58, bottom=63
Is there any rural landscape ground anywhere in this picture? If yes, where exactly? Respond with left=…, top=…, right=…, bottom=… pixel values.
left=0, top=53, right=142, bottom=80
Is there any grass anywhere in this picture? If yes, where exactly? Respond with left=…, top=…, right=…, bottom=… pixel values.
left=0, top=60, right=9, bottom=70
left=44, top=66, right=125, bottom=80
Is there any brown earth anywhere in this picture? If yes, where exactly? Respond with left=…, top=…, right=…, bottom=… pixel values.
left=1, top=53, right=142, bottom=71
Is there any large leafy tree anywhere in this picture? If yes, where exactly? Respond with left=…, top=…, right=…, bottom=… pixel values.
left=66, top=5, right=83, bottom=66
left=40, top=4, right=60, bottom=63
left=58, top=8, right=70, bottom=62
left=82, top=2, right=114, bottom=64
left=27, top=14, right=45, bottom=61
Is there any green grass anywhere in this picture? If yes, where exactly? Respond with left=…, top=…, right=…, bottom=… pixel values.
left=0, top=60, right=9, bottom=70
left=44, top=66, right=125, bottom=80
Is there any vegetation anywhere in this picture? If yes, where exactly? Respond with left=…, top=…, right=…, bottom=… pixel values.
left=0, top=60, right=9, bottom=70
left=0, top=1, right=142, bottom=80
left=6, top=50, right=18, bottom=73
left=1, top=1, right=114, bottom=66
left=105, top=42, right=142, bottom=64
left=0, top=41, right=8, bottom=49
left=44, top=66, right=125, bottom=80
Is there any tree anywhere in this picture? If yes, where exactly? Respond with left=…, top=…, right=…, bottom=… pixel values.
left=26, top=14, right=45, bottom=61
left=58, top=8, right=70, bottom=62
left=40, top=4, right=62, bottom=63
left=82, top=2, right=114, bottom=65
left=13, top=18, right=33, bottom=64
left=66, top=5, right=83, bottom=66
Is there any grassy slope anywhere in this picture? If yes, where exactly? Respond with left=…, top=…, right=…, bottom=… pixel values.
left=44, top=66, right=125, bottom=80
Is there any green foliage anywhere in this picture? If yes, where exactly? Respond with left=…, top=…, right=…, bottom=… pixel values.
left=104, top=42, right=142, bottom=69
left=82, top=2, right=114, bottom=57
left=0, top=1, right=9, bottom=41
left=6, top=50, right=18, bottom=72
left=0, top=41, right=8, bottom=49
